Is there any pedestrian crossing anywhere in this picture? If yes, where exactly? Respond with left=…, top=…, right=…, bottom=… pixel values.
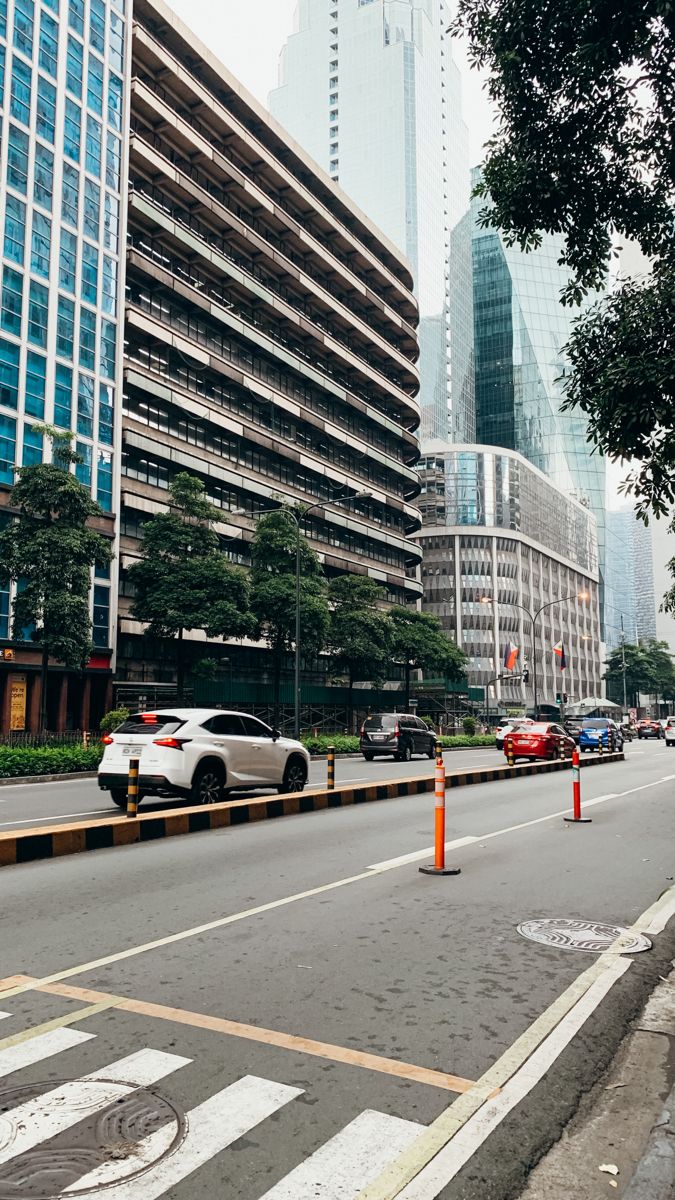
left=0, top=1013, right=429, bottom=1199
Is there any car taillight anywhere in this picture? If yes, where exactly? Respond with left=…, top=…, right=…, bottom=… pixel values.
left=153, top=737, right=191, bottom=751
left=360, top=725, right=365, bottom=736
left=394, top=725, right=400, bottom=737
left=101, top=735, right=113, bottom=745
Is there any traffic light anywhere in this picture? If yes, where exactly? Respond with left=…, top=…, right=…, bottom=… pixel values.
left=556, top=693, right=561, bottom=705
left=522, top=665, right=529, bottom=683
left=563, top=692, right=568, bottom=704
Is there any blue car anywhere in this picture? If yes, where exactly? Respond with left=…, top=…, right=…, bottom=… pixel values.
left=579, top=719, right=623, bottom=752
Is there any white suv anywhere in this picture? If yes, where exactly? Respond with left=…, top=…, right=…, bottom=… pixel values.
left=664, top=717, right=675, bottom=747
left=98, top=709, right=310, bottom=808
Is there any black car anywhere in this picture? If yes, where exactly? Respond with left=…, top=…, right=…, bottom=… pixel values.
left=563, top=717, right=585, bottom=743
left=360, top=713, right=436, bottom=762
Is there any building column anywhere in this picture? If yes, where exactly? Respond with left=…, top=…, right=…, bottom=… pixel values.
left=80, top=677, right=91, bottom=732
left=56, top=674, right=68, bottom=732
left=28, top=674, right=41, bottom=733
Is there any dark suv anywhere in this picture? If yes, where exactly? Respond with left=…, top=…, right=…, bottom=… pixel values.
left=360, top=714, right=436, bottom=762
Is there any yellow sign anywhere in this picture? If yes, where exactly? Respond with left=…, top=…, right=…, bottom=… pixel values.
left=2, top=649, right=14, bottom=661
left=9, top=675, right=27, bottom=732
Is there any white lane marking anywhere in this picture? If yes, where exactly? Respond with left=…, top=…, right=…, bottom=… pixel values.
left=0, top=1048, right=190, bottom=1166
left=0, top=809, right=115, bottom=828
left=70, top=1075, right=302, bottom=1197
left=368, top=837, right=478, bottom=872
left=260, top=1110, right=424, bottom=1200
left=0, top=1013, right=9, bottom=1021
left=395, top=959, right=630, bottom=1199
left=0, top=1027, right=94, bottom=1079
left=645, top=888, right=675, bottom=935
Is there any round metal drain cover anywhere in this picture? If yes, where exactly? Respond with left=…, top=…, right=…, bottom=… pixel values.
left=0, top=1079, right=186, bottom=1198
left=517, top=918, right=652, bottom=955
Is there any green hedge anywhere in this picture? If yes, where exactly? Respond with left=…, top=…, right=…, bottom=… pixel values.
left=0, top=745, right=103, bottom=778
left=301, top=733, right=496, bottom=755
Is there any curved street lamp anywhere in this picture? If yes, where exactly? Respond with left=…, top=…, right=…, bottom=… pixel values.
left=480, top=592, right=590, bottom=719
left=236, top=489, right=372, bottom=737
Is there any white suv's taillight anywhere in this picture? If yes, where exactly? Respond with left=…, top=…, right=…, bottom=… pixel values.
left=153, top=737, right=191, bottom=751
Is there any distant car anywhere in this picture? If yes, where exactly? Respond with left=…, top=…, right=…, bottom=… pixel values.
left=360, top=713, right=435, bottom=762
left=495, top=718, right=534, bottom=750
left=503, top=722, right=575, bottom=762
left=563, top=717, right=585, bottom=743
left=664, top=717, right=675, bottom=747
left=98, top=709, right=310, bottom=807
left=637, top=719, right=664, bottom=740
left=578, top=718, right=623, bottom=752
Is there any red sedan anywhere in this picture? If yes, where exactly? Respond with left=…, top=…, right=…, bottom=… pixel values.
left=503, top=722, right=576, bottom=762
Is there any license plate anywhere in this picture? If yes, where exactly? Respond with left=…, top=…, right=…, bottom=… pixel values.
left=121, top=745, right=141, bottom=756
left=371, top=735, right=388, bottom=741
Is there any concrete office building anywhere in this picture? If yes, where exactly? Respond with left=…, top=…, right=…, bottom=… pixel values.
left=418, top=444, right=602, bottom=711
left=119, top=0, right=423, bottom=693
left=0, top=0, right=129, bottom=732
left=270, top=0, right=474, bottom=444
left=633, top=520, right=658, bottom=642
left=471, top=170, right=610, bottom=646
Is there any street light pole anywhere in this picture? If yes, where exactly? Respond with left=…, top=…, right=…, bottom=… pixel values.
left=621, top=614, right=627, bottom=711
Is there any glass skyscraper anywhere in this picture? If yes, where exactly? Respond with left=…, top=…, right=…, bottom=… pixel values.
left=269, top=0, right=474, bottom=444
left=471, top=167, right=609, bottom=637
left=0, top=0, right=128, bottom=728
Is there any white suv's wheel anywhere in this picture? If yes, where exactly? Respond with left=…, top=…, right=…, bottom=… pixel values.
left=279, top=757, right=307, bottom=793
left=191, top=762, right=225, bottom=805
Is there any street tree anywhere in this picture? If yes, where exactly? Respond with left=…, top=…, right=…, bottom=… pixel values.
left=328, top=575, right=390, bottom=726
left=453, top=0, right=675, bottom=522
left=250, top=508, right=330, bottom=721
left=388, top=608, right=468, bottom=710
left=0, top=427, right=112, bottom=731
left=605, top=639, right=675, bottom=706
left=127, top=473, right=253, bottom=701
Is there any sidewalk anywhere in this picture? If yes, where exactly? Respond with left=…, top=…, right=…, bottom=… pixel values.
left=520, top=964, right=675, bottom=1199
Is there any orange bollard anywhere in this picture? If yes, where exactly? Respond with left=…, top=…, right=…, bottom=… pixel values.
left=420, top=741, right=461, bottom=877
left=564, top=747, right=591, bottom=823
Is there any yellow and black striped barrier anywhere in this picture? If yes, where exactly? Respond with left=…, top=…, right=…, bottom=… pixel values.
left=126, top=757, right=140, bottom=818
left=327, top=746, right=335, bottom=791
left=0, top=751, right=624, bottom=870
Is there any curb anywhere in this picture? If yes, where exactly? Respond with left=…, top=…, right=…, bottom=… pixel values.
left=0, top=771, right=98, bottom=787
left=310, top=745, right=497, bottom=761
left=623, top=1081, right=675, bottom=1200
left=0, top=751, right=624, bottom=869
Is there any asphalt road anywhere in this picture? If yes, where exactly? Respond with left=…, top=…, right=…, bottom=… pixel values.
left=0, top=745, right=505, bottom=831
left=0, top=741, right=673, bottom=1199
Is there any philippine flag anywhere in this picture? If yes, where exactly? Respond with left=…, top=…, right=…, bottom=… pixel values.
left=553, top=641, right=567, bottom=670
left=503, top=643, right=520, bottom=670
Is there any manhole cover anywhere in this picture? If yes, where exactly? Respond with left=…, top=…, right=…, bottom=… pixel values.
left=0, top=1080, right=186, bottom=1198
left=517, top=918, right=652, bottom=954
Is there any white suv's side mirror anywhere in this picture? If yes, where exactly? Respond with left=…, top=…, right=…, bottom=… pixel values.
left=272, top=728, right=281, bottom=742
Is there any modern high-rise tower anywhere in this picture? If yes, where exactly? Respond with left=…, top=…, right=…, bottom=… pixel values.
left=270, top=0, right=474, bottom=444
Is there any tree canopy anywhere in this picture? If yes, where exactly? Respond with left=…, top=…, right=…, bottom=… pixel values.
left=453, top=0, right=675, bottom=519
left=0, top=427, right=112, bottom=729
left=605, top=638, right=675, bottom=704
left=328, top=575, right=390, bottom=718
left=128, top=473, right=253, bottom=698
left=388, top=608, right=468, bottom=708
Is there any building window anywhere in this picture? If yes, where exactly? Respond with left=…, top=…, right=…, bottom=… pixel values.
left=103, top=191, right=118, bottom=250
left=33, top=142, right=54, bottom=210
left=0, top=340, right=20, bottom=411
left=108, top=8, right=124, bottom=71
left=92, top=583, right=110, bottom=646
left=97, top=450, right=112, bottom=511
left=81, top=242, right=98, bottom=305
left=64, top=98, right=81, bottom=161
left=0, top=414, right=16, bottom=484
left=75, top=438, right=91, bottom=486
left=79, top=307, right=96, bottom=370
left=30, top=212, right=51, bottom=278
left=77, top=372, right=94, bottom=436
left=22, top=422, right=43, bottom=466
left=7, top=124, right=30, bottom=194
left=1, top=267, right=23, bottom=337
left=27, top=280, right=48, bottom=348
left=98, top=383, right=113, bottom=444
left=25, top=351, right=45, bottom=418
left=84, top=179, right=100, bottom=239
left=89, top=0, right=104, bottom=53
left=36, top=75, right=57, bottom=143
left=105, top=131, right=120, bottom=190
left=62, top=162, right=80, bottom=228
left=68, top=0, right=84, bottom=37
left=66, top=33, right=83, bottom=97
left=3, top=195, right=26, bottom=266
left=107, top=72, right=122, bottom=131
left=101, top=255, right=116, bottom=315
left=39, top=11, right=58, bottom=78
left=85, top=114, right=102, bottom=176
left=13, top=0, right=34, bottom=58
left=56, top=295, right=75, bottom=358
left=87, top=52, right=104, bottom=115
left=10, top=56, right=32, bottom=126
left=54, top=363, right=72, bottom=427
left=0, top=45, right=5, bottom=109
left=59, top=227, right=77, bottom=292
left=99, top=319, right=115, bottom=378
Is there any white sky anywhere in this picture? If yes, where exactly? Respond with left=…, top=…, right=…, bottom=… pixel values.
left=164, top=0, right=629, bottom=508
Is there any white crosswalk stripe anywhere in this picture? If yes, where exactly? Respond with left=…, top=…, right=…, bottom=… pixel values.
left=0, top=1027, right=95, bottom=1079
left=258, top=1109, right=425, bottom=1199
left=69, top=1075, right=304, bottom=1198
left=0, top=1047, right=190, bottom=1167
